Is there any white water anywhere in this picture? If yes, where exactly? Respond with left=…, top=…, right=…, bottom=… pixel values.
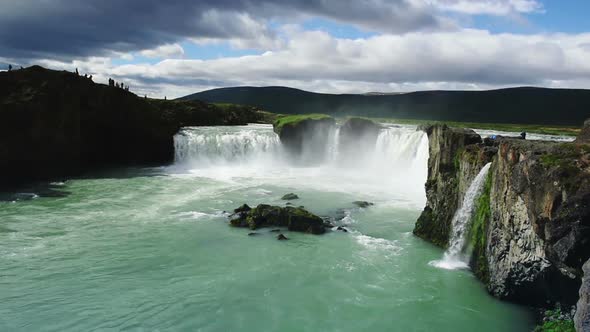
left=173, top=124, right=429, bottom=193
left=431, top=162, right=492, bottom=270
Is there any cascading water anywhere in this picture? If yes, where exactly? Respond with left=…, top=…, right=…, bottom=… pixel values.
left=173, top=123, right=429, bottom=204
left=430, top=162, right=492, bottom=270
left=174, top=124, right=427, bottom=171
left=173, top=124, right=282, bottom=166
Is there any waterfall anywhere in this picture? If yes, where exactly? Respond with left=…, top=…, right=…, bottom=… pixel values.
left=173, top=124, right=282, bottom=166
left=430, top=162, right=492, bottom=270
left=173, top=123, right=428, bottom=202
left=174, top=124, right=428, bottom=171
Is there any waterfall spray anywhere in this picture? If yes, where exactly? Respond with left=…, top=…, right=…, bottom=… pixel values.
left=430, top=162, right=492, bottom=270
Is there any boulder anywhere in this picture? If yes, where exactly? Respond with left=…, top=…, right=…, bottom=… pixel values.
left=281, top=193, right=299, bottom=200
left=234, top=204, right=251, bottom=214
left=353, top=201, right=374, bottom=208
left=277, top=234, right=289, bottom=241
left=230, top=204, right=326, bottom=234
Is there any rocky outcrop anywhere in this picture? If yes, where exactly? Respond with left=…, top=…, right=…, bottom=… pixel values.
left=230, top=204, right=327, bottom=234
left=0, top=66, right=264, bottom=187
left=575, top=260, right=590, bottom=331
left=415, top=123, right=590, bottom=306
left=273, top=114, right=335, bottom=161
left=486, top=139, right=589, bottom=305
left=281, top=193, right=299, bottom=200
left=413, top=124, right=489, bottom=247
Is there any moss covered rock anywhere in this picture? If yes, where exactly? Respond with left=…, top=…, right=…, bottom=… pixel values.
left=281, top=193, right=299, bottom=200
left=230, top=204, right=327, bottom=234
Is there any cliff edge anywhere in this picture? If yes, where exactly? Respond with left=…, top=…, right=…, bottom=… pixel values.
left=0, top=66, right=264, bottom=187
left=415, top=122, right=590, bottom=307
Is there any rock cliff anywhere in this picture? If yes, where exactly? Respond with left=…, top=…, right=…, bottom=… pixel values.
left=0, top=66, right=264, bottom=187
left=273, top=114, right=335, bottom=162
left=575, top=259, right=590, bottom=331
left=415, top=123, right=590, bottom=307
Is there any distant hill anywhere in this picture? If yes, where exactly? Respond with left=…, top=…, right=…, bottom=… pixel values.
left=182, top=86, right=590, bottom=126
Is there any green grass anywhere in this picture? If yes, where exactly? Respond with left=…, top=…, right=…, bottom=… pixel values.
left=360, top=117, right=581, bottom=137
left=468, top=170, right=493, bottom=282
left=540, top=143, right=586, bottom=168
left=273, top=113, right=333, bottom=132
left=534, top=308, right=575, bottom=332
left=212, top=102, right=241, bottom=110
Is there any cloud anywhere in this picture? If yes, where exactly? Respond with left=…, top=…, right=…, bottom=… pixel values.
left=0, top=0, right=455, bottom=60
left=37, top=28, right=590, bottom=97
left=139, top=44, right=185, bottom=59
left=423, top=0, right=543, bottom=15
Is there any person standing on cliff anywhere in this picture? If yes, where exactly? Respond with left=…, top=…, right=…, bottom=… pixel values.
left=520, top=132, right=527, bottom=139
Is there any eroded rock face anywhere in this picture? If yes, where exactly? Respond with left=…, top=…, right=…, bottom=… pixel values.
left=576, top=119, right=590, bottom=143
left=413, top=124, right=488, bottom=248
left=486, top=140, right=589, bottom=305
left=575, top=260, right=590, bottom=332
left=414, top=123, right=590, bottom=306
left=230, top=204, right=327, bottom=234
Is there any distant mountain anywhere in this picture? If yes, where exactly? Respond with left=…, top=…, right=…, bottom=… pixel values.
left=182, top=86, right=590, bottom=126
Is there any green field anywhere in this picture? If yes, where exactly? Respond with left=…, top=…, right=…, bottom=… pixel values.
left=367, top=117, right=580, bottom=136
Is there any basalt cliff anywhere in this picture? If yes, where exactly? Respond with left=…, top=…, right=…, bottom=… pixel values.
left=414, top=122, right=590, bottom=310
left=0, top=66, right=265, bottom=187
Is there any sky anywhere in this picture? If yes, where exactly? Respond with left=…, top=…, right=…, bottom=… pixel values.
left=1, top=0, right=590, bottom=98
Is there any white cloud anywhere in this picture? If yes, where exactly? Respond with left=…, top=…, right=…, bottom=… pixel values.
left=139, top=44, right=185, bottom=59
left=420, top=0, right=543, bottom=15
left=35, top=27, right=588, bottom=98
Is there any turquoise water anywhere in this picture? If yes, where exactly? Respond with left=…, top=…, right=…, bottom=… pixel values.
left=0, top=125, right=534, bottom=331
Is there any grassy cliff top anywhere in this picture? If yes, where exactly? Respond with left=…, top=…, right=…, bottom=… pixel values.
left=273, top=113, right=333, bottom=133
left=368, top=117, right=581, bottom=137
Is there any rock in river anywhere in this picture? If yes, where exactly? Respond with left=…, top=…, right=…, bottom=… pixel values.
left=353, top=201, right=374, bottom=208
left=230, top=204, right=327, bottom=234
left=281, top=193, right=299, bottom=200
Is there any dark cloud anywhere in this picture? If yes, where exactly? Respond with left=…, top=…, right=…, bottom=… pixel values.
left=0, top=0, right=446, bottom=60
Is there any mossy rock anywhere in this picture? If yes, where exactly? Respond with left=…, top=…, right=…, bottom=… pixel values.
left=340, top=117, right=382, bottom=139
left=272, top=114, right=336, bottom=159
left=273, top=114, right=333, bottom=135
left=281, top=193, right=299, bottom=200
left=229, top=204, right=326, bottom=234
left=353, top=201, right=374, bottom=208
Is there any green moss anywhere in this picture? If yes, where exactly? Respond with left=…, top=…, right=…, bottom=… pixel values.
left=453, top=149, right=463, bottom=173
left=468, top=169, right=493, bottom=282
left=273, top=113, right=332, bottom=133
left=534, top=308, right=575, bottom=332
left=540, top=154, right=561, bottom=167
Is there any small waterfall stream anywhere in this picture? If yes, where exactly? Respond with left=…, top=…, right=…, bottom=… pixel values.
left=430, top=162, right=492, bottom=270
